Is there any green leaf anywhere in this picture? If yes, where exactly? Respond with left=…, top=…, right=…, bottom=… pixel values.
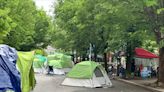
left=144, top=0, right=157, bottom=7
left=159, top=40, right=164, bottom=48
left=157, top=8, right=164, bottom=14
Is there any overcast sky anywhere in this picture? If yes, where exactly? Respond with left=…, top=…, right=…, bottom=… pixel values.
left=34, top=0, right=56, bottom=16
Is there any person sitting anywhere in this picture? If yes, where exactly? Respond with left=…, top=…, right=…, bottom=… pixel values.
left=119, top=66, right=126, bottom=78
left=47, top=66, right=53, bottom=75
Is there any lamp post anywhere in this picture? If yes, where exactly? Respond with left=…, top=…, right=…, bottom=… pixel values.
left=89, top=43, right=92, bottom=61
left=74, top=50, right=76, bottom=63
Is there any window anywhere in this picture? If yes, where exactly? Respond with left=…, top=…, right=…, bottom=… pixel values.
left=94, top=67, right=103, bottom=77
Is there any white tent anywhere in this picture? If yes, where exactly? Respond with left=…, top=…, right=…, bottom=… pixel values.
left=62, top=61, right=112, bottom=88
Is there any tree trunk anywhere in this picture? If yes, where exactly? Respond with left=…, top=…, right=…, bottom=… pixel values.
left=159, top=47, right=164, bottom=83
left=104, top=53, right=108, bottom=72
left=126, top=42, right=132, bottom=72
left=126, top=54, right=132, bottom=72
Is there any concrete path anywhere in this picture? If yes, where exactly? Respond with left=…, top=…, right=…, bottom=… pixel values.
left=33, top=74, right=151, bottom=92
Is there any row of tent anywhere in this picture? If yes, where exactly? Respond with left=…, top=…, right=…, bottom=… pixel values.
left=0, top=44, right=112, bottom=92
left=0, top=45, right=35, bottom=92
left=33, top=53, right=113, bottom=88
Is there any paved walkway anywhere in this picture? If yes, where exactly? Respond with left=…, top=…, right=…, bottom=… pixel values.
left=116, top=78, right=164, bottom=92
left=33, top=74, right=151, bottom=92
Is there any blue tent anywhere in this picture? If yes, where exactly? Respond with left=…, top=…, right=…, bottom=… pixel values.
left=0, top=45, right=21, bottom=92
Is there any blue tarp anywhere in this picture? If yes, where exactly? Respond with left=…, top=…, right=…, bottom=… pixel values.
left=0, top=45, right=21, bottom=92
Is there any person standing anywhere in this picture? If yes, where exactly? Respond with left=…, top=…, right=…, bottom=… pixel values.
left=131, top=59, right=135, bottom=78
left=157, top=67, right=159, bottom=82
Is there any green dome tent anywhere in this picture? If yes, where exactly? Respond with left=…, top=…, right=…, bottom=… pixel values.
left=47, top=53, right=74, bottom=75
left=67, top=61, right=100, bottom=79
left=62, top=61, right=112, bottom=88
left=47, top=53, right=73, bottom=68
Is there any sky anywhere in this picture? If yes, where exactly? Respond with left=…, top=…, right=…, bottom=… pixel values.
left=34, top=0, right=56, bottom=16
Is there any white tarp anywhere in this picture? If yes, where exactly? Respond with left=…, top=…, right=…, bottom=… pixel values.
left=53, top=68, right=72, bottom=75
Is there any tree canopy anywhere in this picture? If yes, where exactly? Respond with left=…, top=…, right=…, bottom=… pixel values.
left=0, top=0, right=54, bottom=51
left=53, top=0, right=164, bottom=75
left=53, top=0, right=158, bottom=55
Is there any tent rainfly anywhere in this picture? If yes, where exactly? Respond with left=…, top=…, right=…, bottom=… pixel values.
left=0, top=45, right=21, bottom=92
left=17, top=51, right=36, bottom=92
left=62, top=61, right=112, bottom=88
